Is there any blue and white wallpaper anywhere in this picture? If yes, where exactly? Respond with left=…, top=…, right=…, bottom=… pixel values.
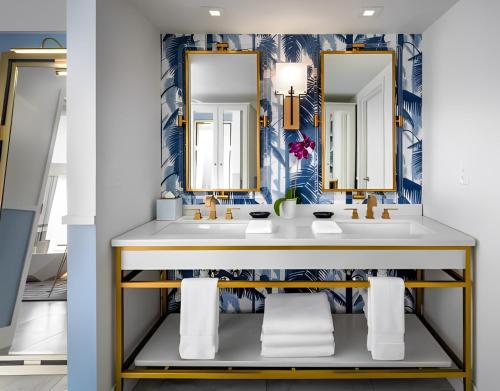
left=161, top=34, right=422, bottom=313
left=161, top=34, right=422, bottom=205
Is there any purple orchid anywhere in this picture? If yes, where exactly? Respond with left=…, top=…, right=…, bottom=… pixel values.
left=288, top=133, right=316, bottom=160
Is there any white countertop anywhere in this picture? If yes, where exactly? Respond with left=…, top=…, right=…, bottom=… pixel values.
left=111, top=215, right=475, bottom=248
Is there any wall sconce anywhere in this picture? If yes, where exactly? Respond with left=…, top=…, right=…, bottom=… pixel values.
left=10, top=37, right=67, bottom=55
left=275, top=62, right=307, bottom=130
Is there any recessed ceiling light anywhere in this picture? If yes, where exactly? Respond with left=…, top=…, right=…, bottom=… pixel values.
left=208, top=8, right=222, bottom=16
left=361, top=6, right=383, bottom=17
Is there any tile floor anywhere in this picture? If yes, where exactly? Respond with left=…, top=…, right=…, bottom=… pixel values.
left=133, top=379, right=455, bottom=391
left=0, top=376, right=455, bottom=390
left=9, top=302, right=67, bottom=355
left=0, top=375, right=66, bottom=390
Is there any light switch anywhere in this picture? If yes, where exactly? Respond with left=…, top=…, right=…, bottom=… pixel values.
left=459, top=168, right=469, bottom=185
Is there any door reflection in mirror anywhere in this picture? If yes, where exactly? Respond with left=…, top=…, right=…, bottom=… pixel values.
left=322, top=52, right=395, bottom=192
left=186, top=52, right=260, bottom=191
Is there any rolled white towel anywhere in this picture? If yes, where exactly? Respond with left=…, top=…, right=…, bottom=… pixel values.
left=262, top=293, right=334, bottom=335
left=261, top=332, right=334, bottom=347
left=262, top=342, right=335, bottom=358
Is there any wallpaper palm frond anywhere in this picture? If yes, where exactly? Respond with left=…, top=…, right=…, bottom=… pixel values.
left=161, top=33, right=422, bottom=313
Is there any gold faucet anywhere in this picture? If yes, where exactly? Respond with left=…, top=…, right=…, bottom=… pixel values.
left=366, top=195, right=378, bottom=219
left=225, top=207, right=240, bottom=220
left=204, top=195, right=218, bottom=220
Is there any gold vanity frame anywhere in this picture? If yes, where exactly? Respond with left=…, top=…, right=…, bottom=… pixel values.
left=114, top=245, right=473, bottom=391
left=182, top=50, right=261, bottom=193
left=320, top=50, right=397, bottom=193
left=0, top=51, right=66, bottom=207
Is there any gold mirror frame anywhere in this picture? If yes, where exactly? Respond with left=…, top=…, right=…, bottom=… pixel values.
left=0, top=52, right=67, bottom=208
left=184, top=50, right=261, bottom=193
left=320, top=50, right=397, bottom=193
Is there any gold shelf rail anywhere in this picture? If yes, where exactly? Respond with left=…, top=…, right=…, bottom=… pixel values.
left=121, top=280, right=466, bottom=289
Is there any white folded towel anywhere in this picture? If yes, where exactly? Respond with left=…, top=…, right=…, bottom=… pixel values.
left=261, top=332, right=334, bottom=347
left=179, top=278, right=219, bottom=359
left=246, top=220, right=273, bottom=234
left=311, top=220, right=343, bottom=234
left=262, top=293, right=334, bottom=335
left=262, top=342, right=335, bottom=358
left=366, top=276, right=405, bottom=360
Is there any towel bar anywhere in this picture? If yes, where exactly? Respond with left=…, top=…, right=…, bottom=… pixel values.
left=121, top=280, right=466, bottom=289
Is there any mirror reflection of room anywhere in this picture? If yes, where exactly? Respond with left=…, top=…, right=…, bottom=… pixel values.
left=322, top=52, right=394, bottom=191
left=0, top=47, right=67, bottom=363
left=188, top=52, right=259, bottom=191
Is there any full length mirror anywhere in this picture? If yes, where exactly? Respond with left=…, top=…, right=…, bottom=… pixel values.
left=0, top=52, right=66, bottom=349
left=186, top=51, right=260, bottom=192
left=321, top=51, right=396, bottom=192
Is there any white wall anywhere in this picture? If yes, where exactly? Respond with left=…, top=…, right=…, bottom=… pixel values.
left=423, top=0, right=500, bottom=389
left=0, top=0, right=65, bottom=31
left=95, top=0, right=160, bottom=390
left=65, top=0, right=96, bottom=225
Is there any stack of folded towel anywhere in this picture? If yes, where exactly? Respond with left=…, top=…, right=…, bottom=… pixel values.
left=260, top=292, right=335, bottom=357
left=365, top=276, right=405, bottom=360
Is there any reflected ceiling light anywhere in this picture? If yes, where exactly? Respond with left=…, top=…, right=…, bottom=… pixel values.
left=10, top=48, right=67, bottom=54
left=56, top=69, right=67, bottom=76
left=361, top=6, right=383, bottom=17
left=208, top=8, right=222, bottom=16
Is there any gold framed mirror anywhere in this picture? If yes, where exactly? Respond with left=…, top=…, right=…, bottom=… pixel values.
left=0, top=51, right=66, bottom=340
left=320, top=50, right=396, bottom=192
left=184, top=50, right=261, bottom=192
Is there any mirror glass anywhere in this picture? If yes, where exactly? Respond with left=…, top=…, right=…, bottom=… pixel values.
left=0, top=62, right=66, bottom=338
left=321, top=52, right=395, bottom=191
left=187, top=52, right=259, bottom=191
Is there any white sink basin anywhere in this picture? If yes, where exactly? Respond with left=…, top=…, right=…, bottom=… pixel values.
left=335, top=220, right=430, bottom=236
left=159, top=221, right=248, bottom=237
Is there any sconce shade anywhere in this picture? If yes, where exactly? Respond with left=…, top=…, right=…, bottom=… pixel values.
left=275, top=63, right=307, bottom=95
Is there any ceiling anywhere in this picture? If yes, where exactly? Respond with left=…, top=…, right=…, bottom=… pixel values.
left=190, top=53, right=257, bottom=103
left=126, top=0, right=458, bottom=33
left=0, top=0, right=66, bottom=31
left=324, top=53, right=392, bottom=99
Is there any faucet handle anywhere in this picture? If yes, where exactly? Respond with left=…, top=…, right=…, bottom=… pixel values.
left=344, top=207, right=359, bottom=220
left=186, top=208, right=202, bottom=220
left=225, top=207, right=240, bottom=220
left=381, top=208, right=398, bottom=220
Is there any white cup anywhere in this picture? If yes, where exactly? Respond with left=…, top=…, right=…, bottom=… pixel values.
left=280, top=198, right=297, bottom=219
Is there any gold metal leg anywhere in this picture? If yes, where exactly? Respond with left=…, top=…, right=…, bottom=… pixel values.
left=115, top=248, right=123, bottom=391
left=161, top=270, right=168, bottom=316
left=464, top=248, right=473, bottom=391
left=416, top=269, right=424, bottom=316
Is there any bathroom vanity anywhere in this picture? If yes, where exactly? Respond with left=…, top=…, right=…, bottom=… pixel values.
left=112, top=210, right=474, bottom=390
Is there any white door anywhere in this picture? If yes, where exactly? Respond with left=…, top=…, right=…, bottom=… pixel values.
left=356, top=64, right=392, bottom=189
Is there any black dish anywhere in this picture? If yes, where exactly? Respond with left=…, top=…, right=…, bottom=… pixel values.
left=249, top=211, right=271, bottom=219
left=313, top=211, right=334, bottom=219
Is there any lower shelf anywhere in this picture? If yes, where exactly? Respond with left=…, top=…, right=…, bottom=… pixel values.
left=134, top=314, right=452, bottom=368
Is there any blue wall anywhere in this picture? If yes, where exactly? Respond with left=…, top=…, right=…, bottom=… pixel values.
left=67, top=225, right=97, bottom=391
left=161, top=34, right=422, bottom=206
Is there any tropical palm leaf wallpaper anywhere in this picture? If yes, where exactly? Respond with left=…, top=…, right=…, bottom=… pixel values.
left=161, top=33, right=421, bottom=313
